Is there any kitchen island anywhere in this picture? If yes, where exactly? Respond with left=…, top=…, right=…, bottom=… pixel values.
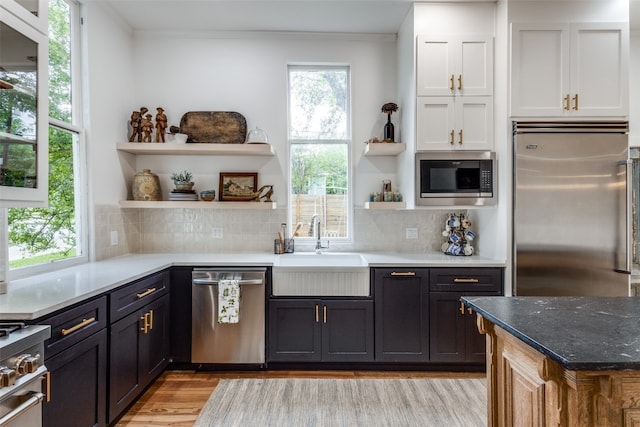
left=462, top=296, right=640, bottom=427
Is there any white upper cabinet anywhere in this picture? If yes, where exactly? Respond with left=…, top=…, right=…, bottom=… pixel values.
left=0, top=4, right=49, bottom=207
left=510, top=22, right=629, bottom=118
left=416, top=96, right=493, bottom=151
left=416, top=35, right=493, bottom=97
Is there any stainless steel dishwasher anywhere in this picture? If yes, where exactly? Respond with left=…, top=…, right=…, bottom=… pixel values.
left=191, top=267, right=266, bottom=364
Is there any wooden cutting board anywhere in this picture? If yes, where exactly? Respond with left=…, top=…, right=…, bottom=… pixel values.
left=179, top=111, right=247, bottom=144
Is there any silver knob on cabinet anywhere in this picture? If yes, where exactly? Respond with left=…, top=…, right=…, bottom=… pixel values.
left=0, top=366, right=17, bottom=387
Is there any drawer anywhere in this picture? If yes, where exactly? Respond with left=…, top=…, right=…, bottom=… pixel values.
left=40, top=296, right=107, bottom=359
left=110, top=270, right=169, bottom=323
left=429, top=267, right=503, bottom=293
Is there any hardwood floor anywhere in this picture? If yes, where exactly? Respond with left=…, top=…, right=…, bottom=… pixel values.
left=115, top=369, right=485, bottom=426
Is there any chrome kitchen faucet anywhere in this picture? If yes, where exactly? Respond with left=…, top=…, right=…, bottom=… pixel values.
left=311, top=215, right=329, bottom=254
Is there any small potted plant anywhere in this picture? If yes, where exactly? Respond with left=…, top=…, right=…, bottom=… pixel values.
left=171, top=170, right=194, bottom=191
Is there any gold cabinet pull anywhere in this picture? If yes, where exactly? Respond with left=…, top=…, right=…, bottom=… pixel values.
left=61, top=317, right=96, bottom=336
left=449, top=130, right=455, bottom=145
left=564, top=94, right=571, bottom=110
left=458, top=129, right=463, bottom=145
left=459, top=302, right=465, bottom=315
left=457, top=74, right=462, bottom=90
left=136, top=287, right=157, bottom=299
left=449, top=74, right=455, bottom=91
left=453, top=278, right=479, bottom=283
left=148, top=309, right=154, bottom=331
left=390, top=271, right=416, bottom=276
left=315, top=304, right=319, bottom=323
left=467, top=307, right=473, bottom=315
left=140, top=314, right=148, bottom=333
left=42, top=371, right=51, bottom=403
left=323, top=306, right=327, bottom=324
left=572, top=93, right=579, bottom=110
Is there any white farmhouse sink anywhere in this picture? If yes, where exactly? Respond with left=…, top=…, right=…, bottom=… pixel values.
left=273, top=252, right=367, bottom=268
left=272, top=252, right=370, bottom=296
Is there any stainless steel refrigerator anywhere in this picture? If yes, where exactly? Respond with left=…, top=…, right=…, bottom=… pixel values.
left=513, top=121, right=631, bottom=296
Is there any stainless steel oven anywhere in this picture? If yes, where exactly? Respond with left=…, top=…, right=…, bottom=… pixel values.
left=415, top=151, right=496, bottom=206
left=0, top=323, right=50, bottom=427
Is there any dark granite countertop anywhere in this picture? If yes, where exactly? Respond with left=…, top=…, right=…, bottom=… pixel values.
left=461, top=296, right=640, bottom=371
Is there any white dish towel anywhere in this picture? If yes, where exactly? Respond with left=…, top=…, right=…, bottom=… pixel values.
left=218, top=279, right=240, bottom=324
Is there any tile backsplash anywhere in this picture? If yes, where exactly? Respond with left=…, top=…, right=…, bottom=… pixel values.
left=93, top=204, right=464, bottom=260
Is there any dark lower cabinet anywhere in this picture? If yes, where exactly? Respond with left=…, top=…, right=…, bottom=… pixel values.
left=35, top=296, right=108, bottom=427
left=108, top=293, right=170, bottom=423
left=373, top=268, right=429, bottom=362
left=268, top=298, right=373, bottom=362
left=429, top=268, right=503, bottom=364
left=429, top=292, right=485, bottom=363
left=43, top=327, right=107, bottom=427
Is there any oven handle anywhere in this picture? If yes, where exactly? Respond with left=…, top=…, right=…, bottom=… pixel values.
left=0, top=391, right=45, bottom=427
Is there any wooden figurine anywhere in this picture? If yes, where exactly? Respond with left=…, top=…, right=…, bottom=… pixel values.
left=141, top=113, right=153, bottom=142
left=128, top=110, right=142, bottom=142
left=155, top=107, right=167, bottom=143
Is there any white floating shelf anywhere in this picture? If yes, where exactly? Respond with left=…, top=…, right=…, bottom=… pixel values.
left=119, top=200, right=277, bottom=209
left=363, top=143, right=406, bottom=156
left=364, top=202, right=406, bottom=209
left=116, top=142, right=275, bottom=156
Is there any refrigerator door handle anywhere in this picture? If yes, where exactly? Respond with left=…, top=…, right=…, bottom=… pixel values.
left=616, top=160, right=632, bottom=274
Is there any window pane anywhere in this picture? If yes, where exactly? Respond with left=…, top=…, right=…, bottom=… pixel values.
left=290, top=143, right=348, bottom=238
left=48, top=0, right=72, bottom=122
left=8, top=126, right=80, bottom=268
left=289, top=68, right=348, bottom=140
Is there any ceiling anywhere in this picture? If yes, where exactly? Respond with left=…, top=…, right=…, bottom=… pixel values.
left=90, top=0, right=639, bottom=34
left=92, top=0, right=416, bottom=34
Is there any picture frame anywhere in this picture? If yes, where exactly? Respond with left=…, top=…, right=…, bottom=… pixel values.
left=219, top=172, right=258, bottom=201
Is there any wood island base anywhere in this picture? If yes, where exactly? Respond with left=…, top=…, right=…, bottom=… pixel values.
left=477, top=315, right=640, bottom=427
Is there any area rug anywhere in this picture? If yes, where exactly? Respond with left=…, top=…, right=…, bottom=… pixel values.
left=193, top=378, right=486, bottom=427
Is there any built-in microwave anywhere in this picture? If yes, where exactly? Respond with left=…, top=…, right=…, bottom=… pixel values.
left=415, top=151, right=496, bottom=206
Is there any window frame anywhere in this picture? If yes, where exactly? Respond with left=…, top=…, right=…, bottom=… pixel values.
left=5, top=0, right=88, bottom=280
left=286, top=63, right=354, bottom=246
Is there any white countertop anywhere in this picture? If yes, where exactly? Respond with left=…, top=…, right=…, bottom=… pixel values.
left=0, top=252, right=505, bottom=320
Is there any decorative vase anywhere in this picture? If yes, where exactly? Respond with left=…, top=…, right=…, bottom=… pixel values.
left=383, top=113, right=394, bottom=142
left=132, top=169, right=162, bottom=201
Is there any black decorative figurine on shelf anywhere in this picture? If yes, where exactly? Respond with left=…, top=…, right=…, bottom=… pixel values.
left=381, top=102, right=398, bottom=142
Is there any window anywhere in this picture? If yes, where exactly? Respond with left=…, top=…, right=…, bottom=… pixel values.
left=287, top=65, right=351, bottom=242
left=6, top=0, right=86, bottom=277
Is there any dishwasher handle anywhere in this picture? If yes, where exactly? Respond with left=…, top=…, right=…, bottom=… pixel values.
left=192, top=278, right=264, bottom=286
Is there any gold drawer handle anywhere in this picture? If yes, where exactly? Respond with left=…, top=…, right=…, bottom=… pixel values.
left=453, top=278, right=479, bottom=283
left=61, top=317, right=96, bottom=336
left=136, top=287, right=157, bottom=299
left=391, top=272, right=416, bottom=276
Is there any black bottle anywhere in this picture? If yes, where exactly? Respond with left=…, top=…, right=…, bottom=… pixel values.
left=383, top=114, right=394, bottom=141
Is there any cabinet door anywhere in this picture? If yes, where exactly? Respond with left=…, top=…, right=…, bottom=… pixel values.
left=416, top=36, right=456, bottom=96
left=0, top=11, right=49, bottom=207
left=429, top=292, right=485, bottom=363
left=429, top=292, right=466, bottom=362
left=510, top=23, right=569, bottom=117
left=458, top=36, right=493, bottom=97
left=43, top=328, right=107, bottom=427
left=416, top=97, right=455, bottom=151
left=140, top=294, right=171, bottom=386
left=267, top=299, right=321, bottom=362
left=417, top=35, right=493, bottom=97
left=322, top=300, right=374, bottom=362
left=571, top=23, right=628, bottom=117
left=374, top=268, right=429, bottom=362
left=456, top=96, right=493, bottom=150
left=109, top=308, right=144, bottom=423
